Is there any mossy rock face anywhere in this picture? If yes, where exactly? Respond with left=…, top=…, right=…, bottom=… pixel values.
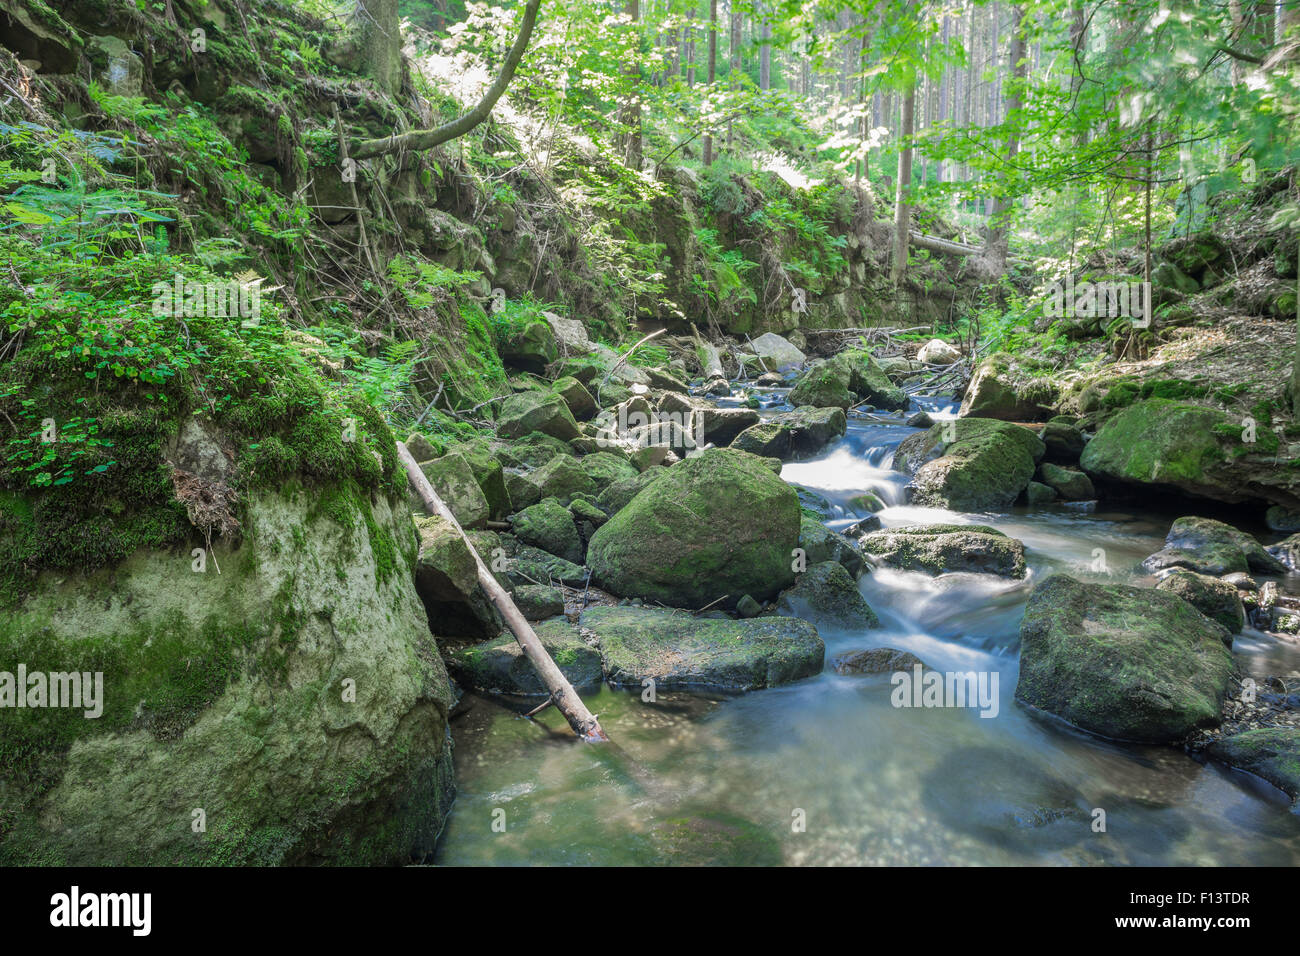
left=414, top=514, right=478, bottom=601
left=420, top=453, right=490, bottom=529
left=731, top=406, right=846, bottom=460
left=1141, top=516, right=1284, bottom=577
left=959, top=354, right=1055, bottom=421
left=510, top=584, right=565, bottom=621
left=859, top=524, right=1027, bottom=578
left=1025, top=481, right=1057, bottom=506
left=1038, top=463, right=1095, bottom=501
left=446, top=442, right=510, bottom=521
left=1078, top=399, right=1255, bottom=502
left=509, top=497, right=583, bottom=564
left=893, top=419, right=1045, bottom=512
left=776, top=561, right=879, bottom=630
left=0, top=488, right=454, bottom=865
left=582, top=606, right=824, bottom=691
left=1038, top=422, right=1085, bottom=464
left=510, top=455, right=598, bottom=512
left=1015, top=575, right=1234, bottom=744
left=1207, top=729, right=1300, bottom=808
left=1154, top=570, right=1245, bottom=636
left=496, top=431, right=573, bottom=469
left=495, top=391, right=580, bottom=441
left=447, top=621, right=600, bottom=696
left=498, top=320, right=559, bottom=374
left=587, top=448, right=800, bottom=609
left=595, top=468, right=665, bottom=516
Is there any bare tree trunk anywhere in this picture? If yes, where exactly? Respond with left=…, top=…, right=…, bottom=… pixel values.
left=352, top=0, right=402, bottom=94
left=759, top=4, right=771, bottom=90
left=398, top=442, right=609, bottom=742
left=621, top=0, right=643, bottom=168
left=686, top=3, right=696, bottom=86
left=891, top=84, right=915, bottom=285
left=726, top=4, right=741, bottom=150
left=704, top=0, right=718, bottom=166
left=982, top=4, right=1026, bottom=267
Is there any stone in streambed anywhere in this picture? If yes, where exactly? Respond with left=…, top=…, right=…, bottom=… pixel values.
left=831, top=647, right=926, bottom=675
left=776, top=561, right=879, bottom=629
left=495, top=390, right=580, bottom=441
left=858, top=524, right=1027, bottom=578
left=509, top=497, right=584, bottom=564
left=1154, top=569, right=1246, bottom=636
left=587, top=448, right=800, bottom=609
left=798, top=515, right=867, bottom=579
left=1206, top=729, right=1300, bottom=810
left=583, top=605, right=824, bottom=691
left=1015, top=574, right=1234, bottom=743
left=730, top=406, right=846, bottom=460
left=892, top=418, right=1044, bottom=512
left=447, top=620, right=601, bottom=696
left=1038, top=462, right=1095, bottom=501
left=511, top=584, right=565, bottom=621
left=1142, top=516, right=1284, bottom=577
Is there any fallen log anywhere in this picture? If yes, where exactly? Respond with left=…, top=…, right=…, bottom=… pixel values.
left=397, top=441, right=609, bottom=742
left=690, top=322, right=725, bottom=381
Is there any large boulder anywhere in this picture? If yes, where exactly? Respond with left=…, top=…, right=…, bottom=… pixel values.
left=587, top=448, right=800, bottom=609
left=776, top=561, right=879, bottom=629
left=798, top=515, right=866, bottom=578
left=788, top=349, right=905, bottom=411
left=893, top=418, right=1045, bottom=511
left=1015, top=575, right=1235, bottom=743
left=917, top=339, right=961, bottom=365
left=1038, top=422, right=1086, bottom=464
left=858, top=524, right=1027, bottom=577
left=831, top=647, right=926, bottom=675
left=1141, top=516, right=1285, bottom=577
left=447, top=621, right=602, bottom=696
left=959, top=354, right=1055, bottom=421
left=420, top=453, right=490, bottom=529
left=750, top=332, right=806, bottom=371
left=0, top=488, right=455, bottom=864
left=509, top=497, right=584, bottom=564
left=1154, top=570, right=1246, bottom=635
left=496, top=391, right=580, bottom=441
left=507, top=454, right=597, bottom=510
left=1038, top=462, right=1095, bottom=501
left=582, top=606, right=824, bottom=691
left=1206, top=729, right=1300, bottom=809
left=730, top=406, right=846, bottom=460
left=445, top=442, right=510, bottom=520
left=498, top=320, right=559, bottom=373
left=551, top=376, right=598, bottom=420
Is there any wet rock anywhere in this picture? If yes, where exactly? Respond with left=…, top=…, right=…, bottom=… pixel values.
left=1265, top=505, right=1300, bottom=533
left=1154, top=569, right=1246, bottom=636
left=1206, top=728, right=1300, bottom=809
left=736, top=594, right=762, bottom=618
left=447, top=620, right=601, bottom=696
left=509, top=497, right=584, bottom=564
left=587, top=448, right=800, bottom=609
left=788, top=349, right=906, bottom=411
left=1016, top=575, right=1234, bottom=743
left=496, top=390, right=580, bottom=441
left=858, top=524, right=1027, bottom=577
left=1025, top=481, right=1057, bottom=506
left=906, top=410, right=934, bottom=428
left=584, top=605, right=824, bottom=691
left=1038, top=462, right=1095, bottom=501
left=1038, top=422, right=1086, bottom=465
left=893, top=418, right=1045, bottom=512
left=750, top=332, right=806, bottom=371
left=831, top=647, right=926, bottom=675
left=1267, top=533, right=1300, bottom=571
left=776, top=561, right=879, bottom=629
left=959, top=354, right=1055, bottom=421
left=1142, top=516, right=1285, bottom=577
left=798, top=515, right=867, bottom=579
left=1221, top=571, right=1259, bottom=592
left=730, top=406, right=847, bottom=460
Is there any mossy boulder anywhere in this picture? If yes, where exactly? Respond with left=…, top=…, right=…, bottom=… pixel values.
left=1038, top=422, right=1086, bottom=464
left=1015, top=575, right=1235, bottom=743
left=587, top=448, right=800, bottom=609
left=496, top=391, right=580, bottom=441
left=1079, top=399, right=1239, bottom=501
left=595, top=468, right=666, bottom=515
left=506, top=454, right=597, bottom=512
left=511, top=584, right=565, bottom=621
left=413, top=514, right=477, bottom=600
left=447, top=621, right=601, bottom=696
left=583, top=606, right=824, bottom=691
left=730, top=406, right=847, bottom=460
left=1038, top=462, right=1095, bottom=501
left=496, top=430, right=574, bottom=469
left=509, top=497, right=583, bottom=564
left=959, top=354, right=1056, bottom=421
left=1141, top=516, right=1285, bottom=577
left=420, top=453, right=490, bottom=529
left=776, top=561, right=879, bottom=629
left=0, top=487, right=455, bottom=865
left=893, top=418, right=1045, bottom=512
left=831, top=647, right=926, bottom=675
left=798, top=515, right=866, bottom=578
left=499, top=320, right=559, bottom=374
left=552, top=375, right=597, bottom=420
left=788, top=349, right=905, bottom=411
left=501, top=542, right=588, bottom=588
left=858, top=524, right=1027, bottom=577
left=1154, top=570, right=1245, bottom=636
left=445, top=442, right=510, bottom=520
left=579, top=451, right=639, bottom=487
left=1206, top=729, right=1300, bottom=809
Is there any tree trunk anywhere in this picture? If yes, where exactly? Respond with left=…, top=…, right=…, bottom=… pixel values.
left=353, top=0, right=401, bottom=94
left=354, top=0, right=541, bottom=159
left=704, top=0, right=718, bottom=166
left=686, top=4, right=696, bottom=86
left=759, top=5, right=771, bottom=90
left=982, top=4, right=1026, bottom=267
left=397, top=442, right=608, bottom=742
left=621, top=0, right=643, bottom=168
left=891, top=84, right=915, bottom=285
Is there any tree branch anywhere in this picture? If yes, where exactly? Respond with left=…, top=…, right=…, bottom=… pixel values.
left=353, top=0, right=542, bottom=160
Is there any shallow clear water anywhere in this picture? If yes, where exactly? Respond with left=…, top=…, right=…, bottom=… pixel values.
left=435, top=405, right=1300, bottom=866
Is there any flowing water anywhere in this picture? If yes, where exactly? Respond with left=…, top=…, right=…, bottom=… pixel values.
left=434, top=393, right=1300, bottom=866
